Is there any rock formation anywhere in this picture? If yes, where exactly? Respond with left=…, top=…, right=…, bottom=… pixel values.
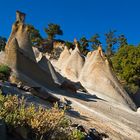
left=61, top=39, right=85, bottom=82
left=5, top=38, right=19, bottom=68
left=32, top=47, right=42, bottom=62
left=16, top=10, right=26, bottom=23
left=4, top=11, right=57, bottom=90
left=56, top=46, right=71, bottom=69
left=3, top=11, right=137, bottom=111
left=38, top=56, right=64, bottom=85
left=79, top=46, right=137, bottom=111
left=5, top=38, right=56, bottom=89
left=5, top=11, right=36, bottom=61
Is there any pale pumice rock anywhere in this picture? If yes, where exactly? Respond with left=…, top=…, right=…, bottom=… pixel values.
left=5, top=11, right=36, bottom=61
left=61, top=39, right=85, bottom=82
left=32, top=47, right=42, bottom=62
left=79, top=46, right=137, bottom=111
left=4, top=11, right=57, bottom=90
left=56, top=46, right=71, bottom=69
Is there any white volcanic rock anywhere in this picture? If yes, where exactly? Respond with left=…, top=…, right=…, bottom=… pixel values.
left=56, top=46, right=71, bottom=69
left=61, top=45, right=85, bottom=82
left=79, top=47, right=137, bottom=111
left=32, top=47, right=42, bottom=62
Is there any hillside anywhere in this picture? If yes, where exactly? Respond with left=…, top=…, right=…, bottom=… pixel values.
left=0, top=11, right=140, bottom=140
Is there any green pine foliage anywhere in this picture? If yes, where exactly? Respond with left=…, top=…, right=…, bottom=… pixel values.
left=79, top=37, right=89, bottom=55
left=112, top=45, right=140, bottom=93
left=27, top=24, right=43, bottom=46
left=44, top=23, right=63, bottom=40
left=105, top=30, right=117, bottom=57
left=90, top=33, right=101, bottom=50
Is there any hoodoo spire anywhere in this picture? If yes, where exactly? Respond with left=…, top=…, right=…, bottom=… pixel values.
left=5, top=10, right=36, bottom=61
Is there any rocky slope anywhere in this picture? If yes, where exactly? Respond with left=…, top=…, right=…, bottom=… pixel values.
left=0, top=11, right=140, bottom=140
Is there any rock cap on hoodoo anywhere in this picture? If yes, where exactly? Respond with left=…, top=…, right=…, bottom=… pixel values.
left=16, top=10, right=26, bottom=23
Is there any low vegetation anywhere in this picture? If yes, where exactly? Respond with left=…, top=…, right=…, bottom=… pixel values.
left=0, top=94, right=85, bottom=140
left=0, top=65, right=11, bottom=81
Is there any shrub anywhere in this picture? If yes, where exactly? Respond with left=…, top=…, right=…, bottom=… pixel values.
left=0, top=65, right=11, bottom=81
left=0, top=94, right=85, bottom=140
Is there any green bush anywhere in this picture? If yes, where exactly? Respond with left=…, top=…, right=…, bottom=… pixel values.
left=0, top=94, right=85, bottom=140
left=0, top=65, right=11, bottom=81
left=112, top=45, right=140, bottom=94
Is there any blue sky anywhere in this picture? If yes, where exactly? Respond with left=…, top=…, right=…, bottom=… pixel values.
left=0, top=0, right=140, bottom=47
